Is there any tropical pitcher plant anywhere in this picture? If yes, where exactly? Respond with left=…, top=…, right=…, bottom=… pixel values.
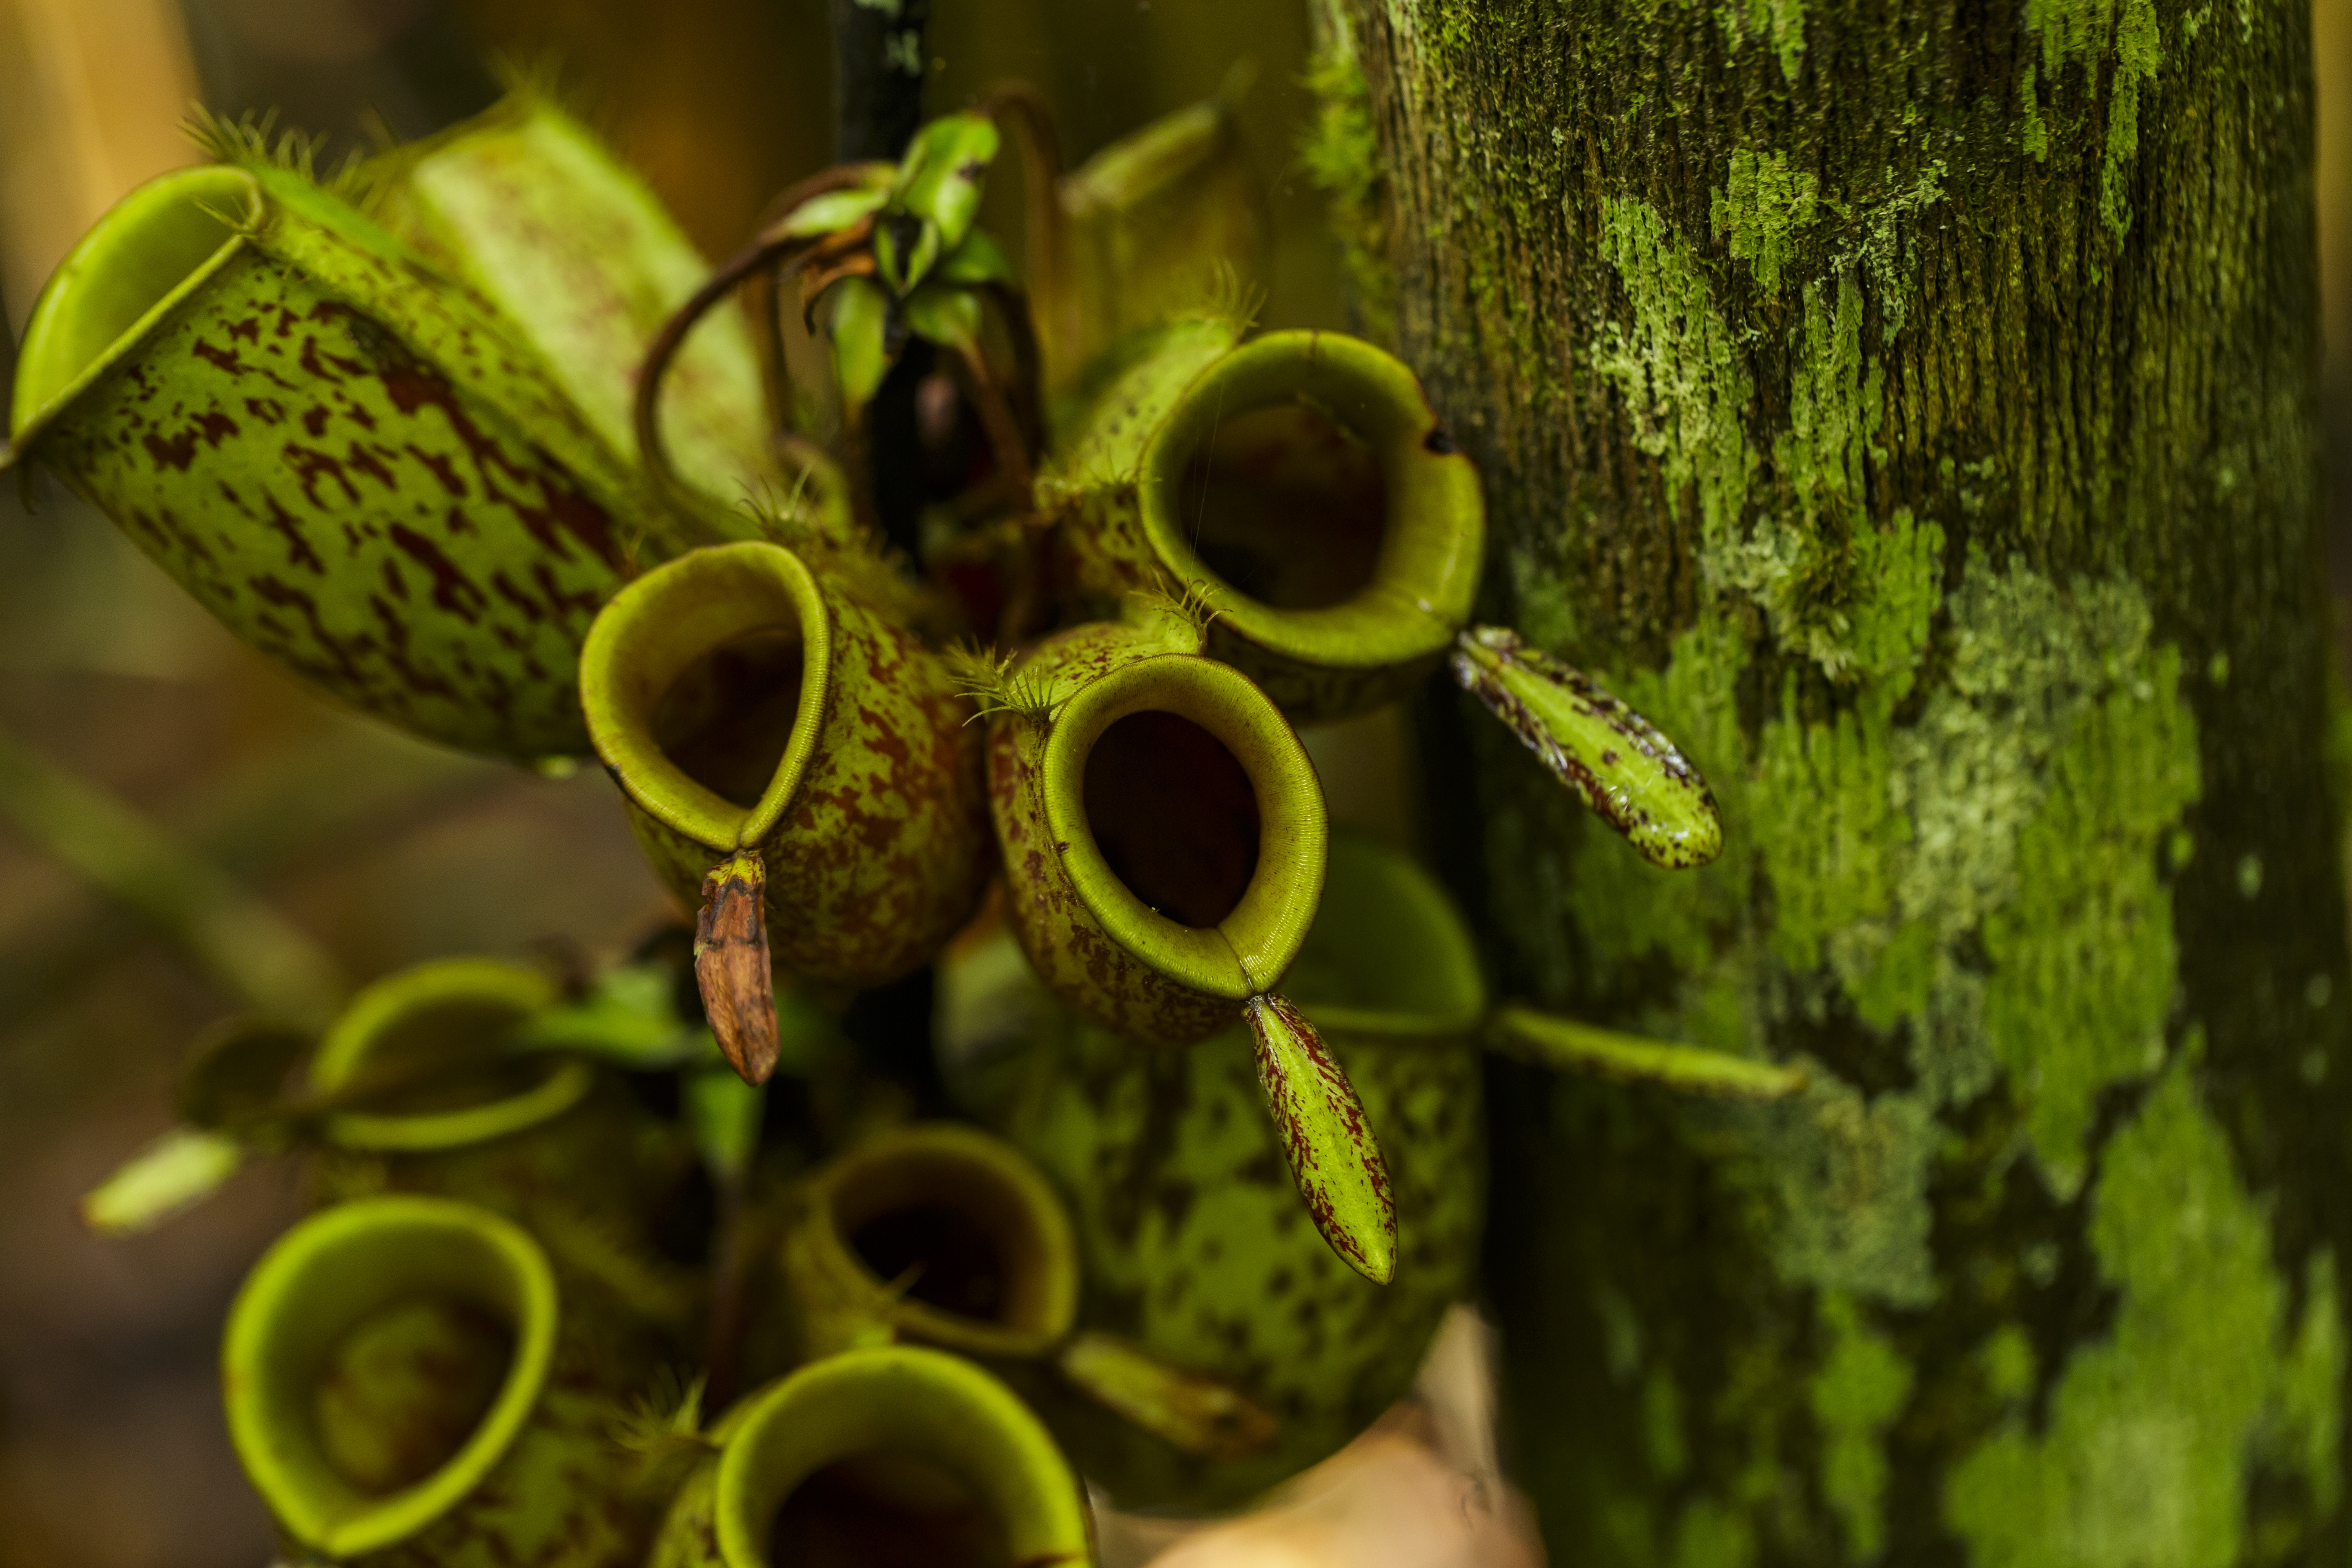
left=18, top=68, right=1773, bottom=1561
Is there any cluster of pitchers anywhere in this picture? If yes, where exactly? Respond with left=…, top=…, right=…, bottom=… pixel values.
left=17, top=73, right=1743, bottom=1567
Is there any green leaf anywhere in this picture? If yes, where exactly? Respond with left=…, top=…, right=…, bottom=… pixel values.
left=1245, top=992, right=1396, bottom=1285
left=892, top=112, right=999, bottom=252
left=80, top=1127, right=248, bottom=1236
left=509, top=963, right=711, bottom=1068
left=902, top=281, right=982, bottom=354
left=873, top=216, right=942, bottom=294
left=1451, top=625, right=1725, bottom=869
left=683, top=1059, right=765, bottom=1183
left=776, top=183, right=890, bottom=241
left=935, top=228, right=1013, bottom=286
left=829, top=275, right=895, bottom=414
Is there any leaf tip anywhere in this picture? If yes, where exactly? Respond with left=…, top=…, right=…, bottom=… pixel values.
left=1245, top=993, right=1397, bottom=1287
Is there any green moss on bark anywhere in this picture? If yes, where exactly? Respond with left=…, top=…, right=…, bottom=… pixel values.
left=1300, top=0, right=1396, bottom=342
left=1947, top=1051, right=2341, bottom=1568
left=1713, top=149, right=1820, bottom=295
left=1812, top=1292, right=1914, bottom=1561
left=1590, top=196, right=1755, bottom=552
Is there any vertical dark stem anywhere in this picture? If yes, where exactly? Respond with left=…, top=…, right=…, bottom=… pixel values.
left=701, top=1176, right=751, bottom=1412
left=830, top=0, right=934, bottom=162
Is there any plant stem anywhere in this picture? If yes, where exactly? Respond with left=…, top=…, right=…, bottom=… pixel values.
left=829, top=0, right=933, bottom=162
left=1485, top=1005, right=1806, bottom=1102
left=0, top=725, right=344, bottom=1025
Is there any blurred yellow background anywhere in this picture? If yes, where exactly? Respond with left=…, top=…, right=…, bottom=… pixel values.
left=0, top=2, right=2340, bottom=1565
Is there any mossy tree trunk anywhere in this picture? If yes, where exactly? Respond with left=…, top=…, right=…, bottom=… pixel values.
left=1310, top=1, right=2352, bottom=1562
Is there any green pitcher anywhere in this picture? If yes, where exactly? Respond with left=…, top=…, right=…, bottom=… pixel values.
left=82, top=956, right=710, bottom=1258
left=973, top=611, right=1403, bottom=1283
left=580, top=539, right=992, bottom=1080
left=223, top=1195, right=666, bottom=1567
left=1038, top=322, right=1724, bottom=870
left=647, top=1344, right=1096, bottom=1568
left=1042, top=327, right=1483, bottom=725
left=365, top=85, right=791, bottom=538
left=742, top=1120, right=1275, bottom=1461
left=7, top=146, right=698, bottom=758
left=940, top=828, right=1488, bottom=1511
left=302, top=956, right=704, bottom=1340
left=976, top=609, right=1323, bottom=1048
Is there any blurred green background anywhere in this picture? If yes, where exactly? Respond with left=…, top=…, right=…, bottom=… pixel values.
left=0, top=2, right=2341, bottom=1564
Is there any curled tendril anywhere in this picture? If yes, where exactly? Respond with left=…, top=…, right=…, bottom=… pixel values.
left=633, top=165, right=884, bottom=532
left=637, top=126, right=1047, bottom=557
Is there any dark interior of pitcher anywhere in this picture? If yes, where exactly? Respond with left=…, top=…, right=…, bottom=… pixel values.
left=653, top=625, right=806, bottom=809
left=1174, top=397, right=1387, bottom=612
left=312, top=1294, right=515, bottom=1496
left=1081, top=709, right=1261, bottom=929
left=849, top=1200, right=1009, bottom=1323
left=767, top=1451, right=1010, bottom=1568
left=337, top=993, right=546, bottom=1112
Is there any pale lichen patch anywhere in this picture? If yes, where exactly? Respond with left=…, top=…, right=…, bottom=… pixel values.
left=1751, top=1079, right=1939, bottom=1306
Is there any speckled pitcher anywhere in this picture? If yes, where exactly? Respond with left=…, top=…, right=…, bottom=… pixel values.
left=8, top=153, right=697, bottom=757
left=364, top=84, right=815, bottom=543
left=941, top=828, right=1488, bottom=1510
left=580, top=539, right=993, bottom=997
left=646, top=1345, right=1096, bottom=1568
left=740, top=1120, right=1275, bottom=1461
left=1042, top=326, right=1483, bottom=726
left=223, top=1195, right=665, bottom=1568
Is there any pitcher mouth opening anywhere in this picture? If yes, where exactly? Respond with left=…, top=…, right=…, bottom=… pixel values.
left=1082, top=709, right=1260, bottom=928
left=817, top=1125, right=1076, bottom=1358
left=310, top=958, right=589, bottom=1152
left=315, top=1296, right=516, bottom=1497
left=581, top=542, right=835, bottom=849
left=1176, top=399, right=1387, bottom=611
left=222, top=1197, right=558, bottom=1558
left=1043, top=655, right=1325, bottom=1003
left=767, top=1452, right=1010, bottom=1568
left=12, top=165, right=258, bottom=447
left=1137, top=330, right=1483, bottom=671
left=715, top=1347, right=1089, bottom=1568
left=653, top=626, right=807, bottom=810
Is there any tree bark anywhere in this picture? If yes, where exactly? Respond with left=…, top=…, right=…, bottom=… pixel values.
left=1311, top=1, right=2352, bottom=1563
